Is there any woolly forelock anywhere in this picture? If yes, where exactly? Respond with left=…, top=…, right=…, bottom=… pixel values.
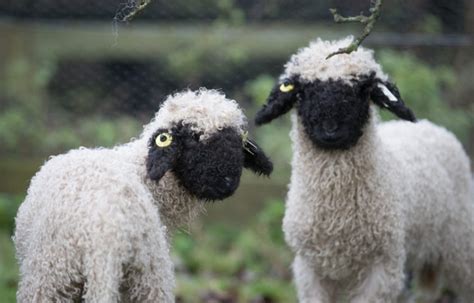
left=283, top=36, right=389, bottom=84
left=142, top=88, right=247, bottom=141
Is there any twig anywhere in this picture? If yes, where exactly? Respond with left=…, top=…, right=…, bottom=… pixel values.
left=122, top=0, right=153, bottom=22
left=326, top=0, right=383, bottom=59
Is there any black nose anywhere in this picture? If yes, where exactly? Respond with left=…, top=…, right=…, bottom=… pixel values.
left=322, top=120, right=338, bottom=135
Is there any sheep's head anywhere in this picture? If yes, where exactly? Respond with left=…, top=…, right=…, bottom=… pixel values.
left=255, top=37, right=416, bottom=150
left=143, top=89, right=273, bottom=201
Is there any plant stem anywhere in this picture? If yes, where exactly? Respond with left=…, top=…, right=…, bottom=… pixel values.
left=326, top=0, right=382, bottom=59
left=122, top=0, right=153, bottom=22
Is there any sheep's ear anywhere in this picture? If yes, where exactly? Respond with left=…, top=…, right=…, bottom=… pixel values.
left=243, top=138, right=273, bottom=176
left=146, top=150, right=174, bottom=182
left=255, top=78, right=299, bottom=125
left=146, top=140, right=178, bottom=182
left=371, top=81, right=417, bottom=122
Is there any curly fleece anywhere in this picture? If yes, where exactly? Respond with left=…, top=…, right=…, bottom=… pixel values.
left=276, top=38, right=474, bottom=302
left=283, top=36, right=389, bottom=84
left=14, top=89, right=248, bottom=302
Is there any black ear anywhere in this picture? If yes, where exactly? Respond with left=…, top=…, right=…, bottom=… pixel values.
left=243, top=138, right=273, bottom=176
left=146, top=131, right=179, bottom=182
left=255, top=77, right=299, bottom=125
left=146, top=149, right=175, bottom=182
left=371, top=81, right=416, bottom=122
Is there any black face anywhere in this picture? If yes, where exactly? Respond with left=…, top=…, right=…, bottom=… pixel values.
left=255, top=73, right=416, bottom=150
left=296, top=78, right=372, bottom=149
left=146, top=123, right=272, bottom=201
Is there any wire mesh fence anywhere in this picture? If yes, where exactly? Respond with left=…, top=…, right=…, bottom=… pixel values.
left=0, top=1, right=472, bottom=302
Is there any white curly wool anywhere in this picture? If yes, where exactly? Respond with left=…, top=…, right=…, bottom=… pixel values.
left=143, top=88, right=247, bottom=141
left=14, top=89, right=247, bottom=303
left=283, top=36, right=388, bottom=84
left=282, top=39, right=474, bottom=302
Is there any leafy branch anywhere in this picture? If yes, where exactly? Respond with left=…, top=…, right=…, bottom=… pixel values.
left=326, top=0, right=383, bottom=59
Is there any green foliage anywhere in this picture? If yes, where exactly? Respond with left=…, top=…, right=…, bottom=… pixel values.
left=0, top=194, right=23, bottom=234
left=0, top=106, right=141, bottom=155
left=0, top=106, right=43, bottom=154
left=240, top=279, right=295, bottom=303
left=257, top=199, right=286, bottom=246
left=244, top=74, right=275, bottom=106
left=378, top=50, right=472, bottom=143
left=0, top=194, right=21, bottom=303
left=164, top=32, right=251, bottom=84
left=416, top=14, right=443, bottom=34
left=214, top=0, right=245, bottom=26
left=0, top=232, right=18, bottom=303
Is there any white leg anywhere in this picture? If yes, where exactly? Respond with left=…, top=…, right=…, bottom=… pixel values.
left=350, top=261, right=404, bottom=303
left=123, top=265, right=175, bottom=303
left=443, top=263, right=474, bottom=303
left=17, top=247, right=83, bottom=302
left=441, top=235, right=474, bottom=303
left=293, top=255, right=332, bottom=303
left=83, top=251, right=123, bottom=303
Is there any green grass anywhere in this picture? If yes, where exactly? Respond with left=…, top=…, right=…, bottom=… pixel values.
left=0, top=231, right=18, bottom=303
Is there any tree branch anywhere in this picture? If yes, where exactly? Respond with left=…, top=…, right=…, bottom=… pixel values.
left=326, top=0, right=383, bottom=59
left=122, top=0, right=153, bottom=22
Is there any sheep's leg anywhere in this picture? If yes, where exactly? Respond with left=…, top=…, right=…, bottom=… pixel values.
left=442, top=253, right=474, bottom=303
left=349, top=261, right=404, bottom=303
left=17, top=272, right=49, bottom=303
left=17, top=281, right=59, bottom=303
left=82, top=251, right=123, bottom=303
left=123, top=268, right=174, bottom=303
left=396, top=270, right=415, bottom=303
left=17, top=270, right=80, bottom=302
left=17, top=247, right=82, bottom=302
left=293, top=255, right=333, bottom=303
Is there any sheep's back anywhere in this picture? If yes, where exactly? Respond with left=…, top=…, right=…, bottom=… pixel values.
left=377, top=119, right=473, bottom=264
left=378, top=119, right=471, bottom=208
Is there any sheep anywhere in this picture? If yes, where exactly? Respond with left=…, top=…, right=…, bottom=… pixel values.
left=255, top=37, right=474, bottom=303
left=14, top=88, right=273, bottom=303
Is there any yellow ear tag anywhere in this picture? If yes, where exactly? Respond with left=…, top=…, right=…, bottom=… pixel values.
left=155, top=133, right=173, bottom=148
left=241, top=131, right=249, bottom=145
left=279, top=83, right=294, bottom=93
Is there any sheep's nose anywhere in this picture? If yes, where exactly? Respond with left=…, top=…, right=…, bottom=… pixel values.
left=322, top=120, right=338, bottom=135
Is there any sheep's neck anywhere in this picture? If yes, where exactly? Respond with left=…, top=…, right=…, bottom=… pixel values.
left=287, top=114, right=395, bottom=279
left=146, top=173, right=204, bottom=232
left=290, top=113, right=383, bottom=209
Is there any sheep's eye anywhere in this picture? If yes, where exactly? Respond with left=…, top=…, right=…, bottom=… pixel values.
left=279, top=82, right=294, bottom=93
left=155, top=133, right=173, bottom=148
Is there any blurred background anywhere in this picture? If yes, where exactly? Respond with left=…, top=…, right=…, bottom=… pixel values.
left=0, top=0, right=473, bottom=302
